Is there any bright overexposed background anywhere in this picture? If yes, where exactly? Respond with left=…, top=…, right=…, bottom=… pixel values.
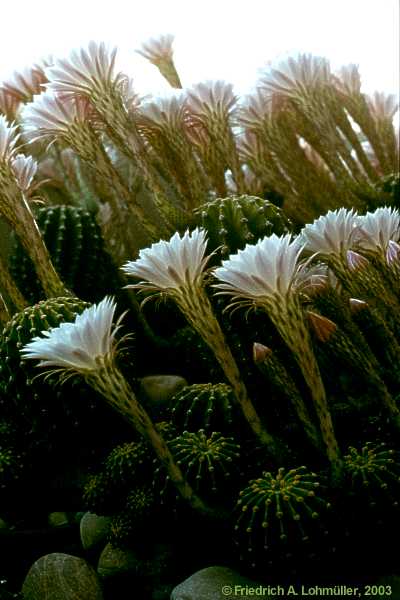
left=0, top=0, right=398, bottom=97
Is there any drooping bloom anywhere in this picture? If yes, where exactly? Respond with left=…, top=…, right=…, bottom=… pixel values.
left=136, top=34, right=182, bottom=88
left=21, top=296, right=210, bottom=516
left=123, top=229, right=276, bottom=452
left=214, top=234, right=341, bottom=474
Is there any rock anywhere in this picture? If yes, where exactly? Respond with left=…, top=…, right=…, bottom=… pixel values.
left=97, top=543, right=139, bottom=578
left=22, top=553, right=104, bottom=599
left=80, top=512, right=111, bottom=551
left=139, top=375, right=187, bottom=415
left=48, top=511, right=69, bottom=528
left=170, top=566, right=269, bottom=600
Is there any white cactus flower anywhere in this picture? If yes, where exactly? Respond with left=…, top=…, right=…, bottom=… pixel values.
left=300, top=208, right=359, bottom=256
left=21, top=297, right=120, bottom=373
left=10, top=154, right=38, bottom=191
left=122, top=228, right=210, bottom=293
left=136, top=34, right=175, bottom=64
left=0, top=115, right=20, bottom=162
left=213, top=234, right=305, bottom=301
left=260, top=53, right=331, bottom=98
left=45, top=41, right=123, bottom=96
left=357, top=206, right=400, bottom=254
left=22, top=92, right=93, bottom=142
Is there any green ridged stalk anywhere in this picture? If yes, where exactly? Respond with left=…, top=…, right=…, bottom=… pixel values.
left=86, top=358, right=213, bottom=517
left=175, top=286, right=278, bottom=455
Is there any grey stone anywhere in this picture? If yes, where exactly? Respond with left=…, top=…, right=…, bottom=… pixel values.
left=80, top=512, right=111, bottom=551
left=22, top=553, right=104, bottom=600
left=140, top=375, right=187, bottom=413
left=97, top=542, right=139, bottom=578
left=170, top=566, right=270, bottom=600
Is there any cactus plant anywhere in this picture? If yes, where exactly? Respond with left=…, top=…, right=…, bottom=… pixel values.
left=194, top=194, right=291, bottom=259
left=344, top=442, right=400, bottom=507
left=104, top=440, right=151, bottom=487
left=170, top=383, right=235, bottom=432
left=10, top=205, right=119, bottom=304
left=108, top=486, right=155, bottom=548
left=234, top=467, right=330, bottom=553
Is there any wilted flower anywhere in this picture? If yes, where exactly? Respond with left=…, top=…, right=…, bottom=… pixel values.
left=346, top=249, right=369, bottom=272
left=136, top=34, right=181, bottom=88
left=123, top=228, right=276, bottom=451
left=2, top=62, right=49, bottom=103
left=301, top=208, right=359, bottom=257
left=0, top=88, right=21, bottom=121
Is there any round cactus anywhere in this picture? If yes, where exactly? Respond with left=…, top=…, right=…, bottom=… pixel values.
left=10, top=205, right=119, bottom=303
left=344, top=442, right=400, bottom=507
left=194, top=194, right=291, bottom=258
left=104, top=440, right=151, bottom=486
left=235, top=467, right=330, bottom=552
left=108, top=486, right=155, bottom=548
left=155, top=430, right=241, bottom=495
left=82, top=472, right=124, bottom=516
left=170, top=383, right=235, bottom=431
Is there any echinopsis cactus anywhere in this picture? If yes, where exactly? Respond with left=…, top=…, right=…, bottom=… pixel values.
left=235, top=467, right=330, bottom=554
left=10, top=205, right=118, bottom=304
left=170, top=383, right=235, bottom=431
left=195, top=195, right=291, bottom=258
left=344, top=442, right=400, bottom=506
left=104, top=440, right=150, bottom=486
left=155, top=430, right=241, bottom=495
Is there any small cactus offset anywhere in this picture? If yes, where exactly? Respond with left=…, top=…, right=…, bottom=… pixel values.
left=108, top=486, right=155, bottom=548
left=104, top=440, right=151, bottom=487
left=194, top=195, right=291, bottom=258
left=235, top=467, right=330, bottom=553
left=155, top=430, right=241, bottom=496
left=10, top=205, right=119, bottom=304
left=170, top=383, right=235, bottom=432
left=344, top=442, right=400, bottom=506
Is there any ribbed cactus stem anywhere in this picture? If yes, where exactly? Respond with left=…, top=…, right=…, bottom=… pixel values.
left=176, top=287, right=278, bottom=455
left=86, top=359, right=213, bottom=517
left=0, top=252, right=27, bottom=313
left=13, top=199, right=70, bottom=298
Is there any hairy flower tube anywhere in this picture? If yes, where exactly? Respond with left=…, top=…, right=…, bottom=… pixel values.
left=122, top=228, right=278, bottom=454
left=21, top=296, right=210, bottom=516
left=136, top=34, right=182, bottom=88
left=0, top=115, right=68, bottom=299
left=214, top=234, right=341, bottom=475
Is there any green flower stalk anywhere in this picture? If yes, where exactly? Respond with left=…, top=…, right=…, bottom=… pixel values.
left=136, top=34, right=182, bottom=89
left=122, top=228, right=278, bottom=455
left=214, top=233, right=342, bottom=476
left=0, top=251, right=27, bottom=314
left=0, top=116, right=69, bottom=299
left=21, top=296, right=211, bottom=517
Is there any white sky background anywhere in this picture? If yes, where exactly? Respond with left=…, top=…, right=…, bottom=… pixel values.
left=0, top=0, right=398, bottom=97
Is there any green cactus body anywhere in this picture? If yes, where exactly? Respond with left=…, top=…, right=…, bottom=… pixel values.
left=195, top=195, right=291, bottom=258
left=344, top=442, right=400, bottom=507
left=10, top=205, right=118, bottom=304
left=235, top=467, right=330, bottom=554
left=170, top=383, right=235, bottom=432
left=0, top=297, right=94, bottom=448
left=108, top=486, right=154, bottom=548
left=104, top=440, right=151, bottom=486
left=155, top=430, right=241, bottom=497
